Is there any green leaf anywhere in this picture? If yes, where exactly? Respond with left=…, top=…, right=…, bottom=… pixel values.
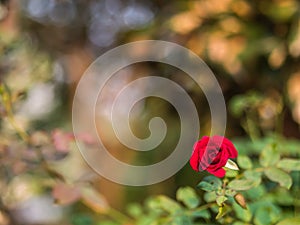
left=259, top=144, right=280, bottom=167
left=276, top=217, right=300, bottom=225
left=244, top=170, right=262, bottom=186
left=273, top=188, right=294, bottom=206
left=225, top=169, right=239, bottom=178
left=244, top=185, right=266, bottom=201
left=172, top=215, right=193, bottom=225
left=233, top=222, right=252, bottom=225
left=191, top=209, right=211, bottom=219
left=264, top=168, right=292, bottom=189
left=72, top=214, right=93, bottom=225
left=237, top=155, right=253, bottom=170
left=277, top=159, right=300, bottom=171
left=253, top=204, right=281, bottom=225
left=216, top=196, right=228, bottom=206
left=126, top=203, right=143, bottom=218
left=176, top=187, right=200, bottom=209
left=228, top=179, right=257, bottom=191
left=216, top=205, right=231, bottom=220
left=225, top=189, right=237, bottom=197
left=197, top=176, right=222, bottom=192
left=147, top=195, right=182, bottom=214
left=204, top=191, right=217, bottom=203
left=233, top=202, right=252, bottom=222
left=197, top=181, right=214, bottom=192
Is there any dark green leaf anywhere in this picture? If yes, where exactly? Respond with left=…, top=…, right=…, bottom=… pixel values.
left=264, top=168, right=292, bottom=189
left=197, top=176, right=222, bottom=192
left=176, top=187, right=200, bottom=209
left=197, top=181, right=215, bottom=192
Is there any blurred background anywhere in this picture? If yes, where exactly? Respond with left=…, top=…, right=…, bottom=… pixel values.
left=0, top=0, right=300, bottom=224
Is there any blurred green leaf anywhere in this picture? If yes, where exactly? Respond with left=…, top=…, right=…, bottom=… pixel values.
left=238, top=155, right=253, bottom=170
left=233, top=201, right=252, bottom=222
left=176, top=186, right=200, bottom=209
left=244, top=185, right=266, bottom=201
left=228, top=179, right=257, bottom=191
left=253, top=203, right=281, bottom=225
left=72, top=214, right=93, bottom=225
left=204, top=191, right=217, bottom=203
left=264, top=168, right=292, bottom=189
left=276, top=217, right=300, bottom=225
left=272, top=188, right=294, bottom=206
left=233, top=222, right=252, bottom=225
left=259, top=144, right=280, bottom=167
left=277, top=159, right=300, bottom=171
left=172, top=215, right=193, bottom=225
left=147, top=195, right=182, bottom=215
left=225, top=188, right=237, bottom=197
left=126, top=203, right=143, bottom=219
left=244, top=170, right=262, bottom=187
left=191, top=209, right=211, bottom=219
left=260, top=1, right=298, bottom=22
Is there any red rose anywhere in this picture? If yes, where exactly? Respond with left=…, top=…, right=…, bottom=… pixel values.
left=189, top=136, right=238, bottom=178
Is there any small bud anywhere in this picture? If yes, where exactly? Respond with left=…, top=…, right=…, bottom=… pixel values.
left=234, top=193, right=247, bottom=209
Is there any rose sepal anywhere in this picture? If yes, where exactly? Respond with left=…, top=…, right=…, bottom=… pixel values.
left=224, top=159, right=239, bottom=171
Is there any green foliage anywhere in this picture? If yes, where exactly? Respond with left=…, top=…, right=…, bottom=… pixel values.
left=237, top=155, right=253, bottom=170
left=259, top=144, right=280, bottom=167
left=197, top=176, right=222, bottom=192
left=277, top=159, right=300, bottom=171
left=276, top=217, right=300, bottom=225
left=176, top=187, right=200, bottom=209
left=264, top=168, right=292, bottom=189
left=228, top=179, right=257, bottom=191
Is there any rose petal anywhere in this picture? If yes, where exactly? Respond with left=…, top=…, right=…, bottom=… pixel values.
left=190, top=146, right=200, bottom=171
left=222, top=137, right=238, bottom=158
left=207, top=167, right=226, bottom=178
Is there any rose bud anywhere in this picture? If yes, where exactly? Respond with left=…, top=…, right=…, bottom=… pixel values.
left=234, top=193, right=247, bottom=209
